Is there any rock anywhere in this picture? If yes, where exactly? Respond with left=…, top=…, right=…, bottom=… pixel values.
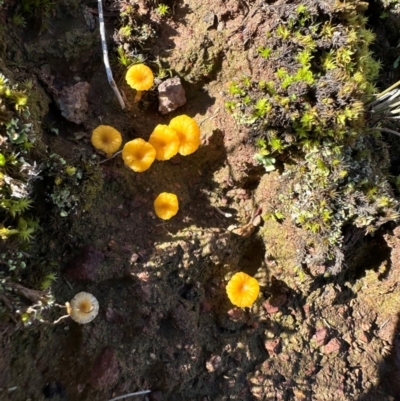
left=57, top=81, right=90, bottom=124
left=105, top=303, right=124, bottom=324
left=264, top=338, right=281, bottom=354
left=158, top=77, right=186, bottom=114
left=206, top=354, right=222, bottom=372
left=357, top=330, right=370, bottom=344
left=130, top=253, right=139, bottom=264
left=323, top=338, right=342, bottom=354
left=262, top=300, right=279, bottom=314
left=89, top=347, right=119, bottom=390
left=203, top=11, right=217, bottom=29
left=63, top=246, right=104, bottom=282
left=313, top=327, right=329, bottom=346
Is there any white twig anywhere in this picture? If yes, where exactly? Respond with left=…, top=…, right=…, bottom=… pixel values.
left=107, top=390, right=151, bottom=401
left=98, top=0, right=125, bottom=109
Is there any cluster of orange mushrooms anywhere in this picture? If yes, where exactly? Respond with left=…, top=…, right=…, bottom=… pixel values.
left=91, top=64, right=201, bottom=221
left=89, top=64, right=260, bottom=311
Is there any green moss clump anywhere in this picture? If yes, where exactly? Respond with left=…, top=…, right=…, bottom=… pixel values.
left=0, top=72, right=45, bottom=323
left=42, top=154, right=103, bottom=217
left=226, top=0, right=399, bottom=273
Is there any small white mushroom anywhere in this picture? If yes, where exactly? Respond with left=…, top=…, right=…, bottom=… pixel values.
left=66, top=292, right=99, bottom=324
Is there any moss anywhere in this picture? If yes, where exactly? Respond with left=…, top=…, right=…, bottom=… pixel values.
left=259, top=219, right=305, bottom=281
left=81, top=163, right=104, bottom=212
left=24, top=29, right=97, bottom=64
left=225, top=0, right=399, bottom=273
left=173, top=34, right=225, bottom=84
left=26, top=83, right=50, bottom=138
left=58, top=29, right=98, bottom=62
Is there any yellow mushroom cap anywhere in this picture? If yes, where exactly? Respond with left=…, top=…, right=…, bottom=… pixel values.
left=226, top=272, right=260, bottom=308
left=122, top=138, right=156, bottom=172
left=91, top=125, right=122, bottom=156
left=148, top=124, right=180, bottom=161
left=154, top=192, right=179, bottom=220
left=168, top=115, right=200, bottom=156
left=125, top=64, right=154, bottom=91
left=68, top=292, right=99, bottom=324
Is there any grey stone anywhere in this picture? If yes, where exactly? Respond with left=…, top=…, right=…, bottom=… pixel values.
left=158, top=77, right=186, bottom=114
left=57, top=81, right=90, bottom=124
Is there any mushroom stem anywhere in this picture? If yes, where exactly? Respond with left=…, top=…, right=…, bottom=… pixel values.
left=134, top=90, right=143, bottom=103
left=52, top=314, right=70, bottom=324
left=97, top=0, right=126, bottom=109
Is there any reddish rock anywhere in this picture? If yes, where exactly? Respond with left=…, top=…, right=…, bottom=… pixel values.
left=358, top=330, right=370, bottom=344
left=63, top=246, right=104, bottom=282
left=89, top=347, right=119, bottom=390
left=105, top=303, right=124, bottom=324
left=262, top=301, right=279, bottom=314
left=323, top=338, right=341, bottom=354
left=158, top=77, right=187, bottom=114
left=313, top=327, right=329, bottom=346
left=264, top=338, right=281, bottom=354
left=303, top=304, right=310, bottom=317
left=377, top=318, right=395, bottom=343
left=261, top=360, right=272, bottom=371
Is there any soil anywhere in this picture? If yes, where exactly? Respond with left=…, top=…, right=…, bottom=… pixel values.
left=1, top=0, right=400, bottom=401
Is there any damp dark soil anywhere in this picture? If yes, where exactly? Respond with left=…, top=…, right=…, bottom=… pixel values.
left=2, top=1, right=400, bottom=401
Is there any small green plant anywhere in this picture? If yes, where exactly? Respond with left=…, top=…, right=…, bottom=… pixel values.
left=228, top=82, right=246, bottom=96
left=40, top=272, right=57, bottom=291
left=257, top=46, right=272, bottom=59
left=9, top=0, right=57, bottom=31
left=254, top=154, right=276, bottom=172
left=12, top=13, right=27, bottom=28
left=276, top=25, right=290, bottom=40
left=118, top=25, right=132, bottom=38
left=1, top=198, right=32, bottom=218
left=156, top=3, right=170, bottom=17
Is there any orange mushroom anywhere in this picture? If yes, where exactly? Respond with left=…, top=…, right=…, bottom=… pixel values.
left=148, top=124, right=180, bottom=161
left=168, top=115, right=200, bottom=156
left=154, top=192, right=179, bottom=220
left=91, top=125, right=122, bottom=158
left=122, top=138, right=156, bottom=172
left=226, top=272, right=260, bottom=308
left=125, top=64, right=154, bottom=102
